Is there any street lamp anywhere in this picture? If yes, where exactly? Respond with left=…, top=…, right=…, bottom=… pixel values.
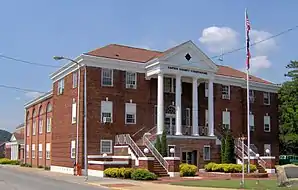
left=265, top=149, right=270, bottom=156
left=170, top=148, right=175, bottom=157
left=53, top=56, right=88, bottom=180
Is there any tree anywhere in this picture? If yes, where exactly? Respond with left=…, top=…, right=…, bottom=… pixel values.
left=221, top=136, right=226, bottom=163
left=155, top=135, right=162, bottom=154
left=223, top=130, right=236, bottom=163
left=160, top=130, right=168, bottom=157
left=279, top=60, right=298, bottom=155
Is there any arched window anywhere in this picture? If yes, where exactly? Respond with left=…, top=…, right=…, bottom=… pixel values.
left=32, top=109, right=36, bottom=118
left=46, top=103, right=52, bottom=113
left=38, top=106, right=43, bottom=134
left=26, top=111, right=30, bottom=137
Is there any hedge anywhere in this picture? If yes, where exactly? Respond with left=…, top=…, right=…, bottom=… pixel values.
left=204, top=162, right=257, bottom=173
left=0, top=158, right=20, bottom=165
left=104, top=168, right=157, bottom=180
left=179, top=163, right=197, bottom=177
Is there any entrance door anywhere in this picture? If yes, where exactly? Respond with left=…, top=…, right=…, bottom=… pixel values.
left=182, top=151, right=198, bottom=166
left=165, top=116, right=176, bottom=135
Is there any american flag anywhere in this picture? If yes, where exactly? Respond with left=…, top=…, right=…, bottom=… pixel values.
left=246, top=10, right=251, bottom=70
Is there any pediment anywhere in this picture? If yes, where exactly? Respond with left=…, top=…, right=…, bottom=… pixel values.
left=158, top=41, right=218, bottom=73
left=10, top=135, right=16, bottom=142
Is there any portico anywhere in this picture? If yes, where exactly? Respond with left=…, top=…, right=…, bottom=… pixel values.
left=145, top=41, right=218, bottom=137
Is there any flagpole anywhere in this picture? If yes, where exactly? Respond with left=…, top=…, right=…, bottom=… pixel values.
left=245, top=8, right=251, bottom=174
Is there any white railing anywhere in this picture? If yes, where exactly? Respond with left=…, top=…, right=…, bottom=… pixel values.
left=235, top=139, right=267, bottom=170
left=132, top=126, right=146, bottom=137
left=143, top=134, right=169, bottom=172
left=115, top=134, right=145, bottom=158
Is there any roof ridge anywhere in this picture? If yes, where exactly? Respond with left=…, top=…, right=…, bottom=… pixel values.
left=110, top=44, right=162, bottom=53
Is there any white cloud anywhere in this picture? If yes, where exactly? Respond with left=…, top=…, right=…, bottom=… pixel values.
left=248, top=56, right=272, bottom=74
left=15, top=97, right=21, bottom=101
left=250, top=30, right=277, bottom=55
left=25, top=91, right=43, bottom=99
left=199, top=26, right=239, bottom=53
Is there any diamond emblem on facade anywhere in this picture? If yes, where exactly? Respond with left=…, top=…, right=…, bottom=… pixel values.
left=185, top=53, right=191, bottom=61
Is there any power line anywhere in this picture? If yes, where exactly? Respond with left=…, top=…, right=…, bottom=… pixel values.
left=0, top=84, right=47, bottom=94
left=0, top=24, right=297, bottom=69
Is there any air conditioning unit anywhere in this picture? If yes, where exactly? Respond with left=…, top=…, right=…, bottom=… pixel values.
left=103, top=117, right=112, bottom=124
left=222, top=94, right=230, bottom=99
left=126, top=84, right=135, bottom=89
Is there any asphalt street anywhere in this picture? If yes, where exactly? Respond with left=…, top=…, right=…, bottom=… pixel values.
left=0, top=166, right=106, bottom=190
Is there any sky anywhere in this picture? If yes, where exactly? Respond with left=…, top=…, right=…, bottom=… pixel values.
left=0, top=0, right=297, bottom=132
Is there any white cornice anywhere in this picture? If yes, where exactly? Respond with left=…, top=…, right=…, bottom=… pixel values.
left=24, top=91, right=53, bottom=109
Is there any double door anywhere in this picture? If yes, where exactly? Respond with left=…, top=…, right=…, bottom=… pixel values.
left=165, top=116, right=176, bottom=135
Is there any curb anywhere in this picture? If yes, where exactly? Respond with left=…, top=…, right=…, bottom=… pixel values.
left=87, top=182, right=131, bottom=190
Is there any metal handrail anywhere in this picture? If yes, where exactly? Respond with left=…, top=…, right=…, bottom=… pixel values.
left=143, top=134, right=169, bottom=172
left=115, top=134, right=145, bottom=158
left=132, top=126, right=146, bottom=137
left=235, top=139, right=267, bottom=170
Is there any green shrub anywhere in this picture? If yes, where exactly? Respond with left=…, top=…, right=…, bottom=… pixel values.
left=160, top=130, right=168, bottom=157
left=119, top=168, right=134, bottom=179
left=131, top=169, right=157, bottom=180
left=179, top=163, right=197, bottom=177
left=38, top=165, right=44, bottom=169
left=104, top=168, right=120, bottom=178
left=204, top=163, right=257, bottom=173
left=44, top=166, right=50, bottom=171
left=155, top=136, right=162, bottom=155
left=0, top=158, right=20, bottom=165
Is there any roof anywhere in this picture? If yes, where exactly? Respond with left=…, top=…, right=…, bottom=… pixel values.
left=24, top=90, right=53, bottom=109
left=86, top=43, right=272, bottom=84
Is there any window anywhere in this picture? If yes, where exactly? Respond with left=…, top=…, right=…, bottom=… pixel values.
left=57, top=78, right=64, bottom=95
left=222, top=111, right=230, bottom=129
left=263, top=92, right=270, bottom=105
left=101, top=101, right=113, bottom=123
left=205, top=109, right=209, bottom=126
left=38, top=144, right=42, bottom=158
left=32, top=144, right=35, bottom=159
left=26, top=124, right=30, bottom=136
left=185, top=108, right=191, bottom=126
left=125, top=103, right=136, bottom=124
left=222, top=85, right=230, bottom=99
left=264, top=115, right=271, bottom=132
left=46, top=117, right=52, bottom=133
left=249, top=113, right=255, bottom=131
left=46, top=103, right=52, bottom=113
left=264, top=144, right=271, bottom=156
left=46, top=143, right=50, bottom=160
left=26, top=145, right=29, bottom=158
left=164, top=77, right=175, bottom=93
left=71, top=140, right=76, bottom=159
left=203, top=145, right=211, bottom=160
left=101, top=68, right=113, bottom=86
left=39, top=119, right=43, bottom=134
left=249, top=90, right=255, bottom=103
left=154, top=105, right=157, bottom=126
left=125, top=72, right=137, bottom=89
left=72, top=99, right=77, bottom=124
left=72, top=71, right=78, bottom=88
left=32, top=121, right=36, bottom=136
left=205, top=82, right=208, bottom=97
left=100, top=140, right=112, bottom=154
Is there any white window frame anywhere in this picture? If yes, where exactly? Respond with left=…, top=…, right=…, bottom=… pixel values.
left=26, top=124, right=30, bottom=136
left=57, top=78, right=64, bottom=95
left=46, top=143, right=50, bottom=160
left=249, top=90, right=255, bottom=103
left=72, top=71, right=78, bottom=88
left=39, top=119, right=43, bottom=134
left=249, top=113, right=255, bottom=131
left=125, top=103, right=136, bottom=124
left=71, top=140, right=76, bottom=159
left=32, top=121, right=36, bottom=136
left=222, top=85, right=230, bottom=100
left=101, top=68, right=113, bottom=86
left=101, top=101, right=113, bottom=123
left=46, top=117, right=52, bottom=133
left=26, top=145, right=29, bottom=158
left=203, top=145, right=211, bottom=161
left=38, top=144, right=42, bottom=158
left=125, top=72, right=137, bottom=89
left=263, top=92, right=270, bottom=105
left=185, top=108, right=191, bottom=126
left=72, top=99, right=77, bottom=124
left=222, top=111, right=230, bottom=129
left=100, top=140, right=113, bottom=154
left=164, top=77, right=176, bottom=93
left=32, top=144, right=35, bottom=159
left=264, top=115, right=271, bottom=132
left=205, top=82, right=208, bottom=97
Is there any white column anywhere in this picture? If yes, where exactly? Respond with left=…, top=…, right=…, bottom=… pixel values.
left=175, top=75, right=182, bottom=135
left=192, top=78, right=199, bottom=136
left=157, top=73, right=164, bottom=135
left=208, top=79, right=214, bottom=136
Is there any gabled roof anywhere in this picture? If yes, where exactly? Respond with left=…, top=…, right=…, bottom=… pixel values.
left=85, top=42, right=272, bottom=84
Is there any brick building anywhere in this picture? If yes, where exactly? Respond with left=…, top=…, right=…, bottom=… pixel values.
left=24, top=41, right=279, bottom=175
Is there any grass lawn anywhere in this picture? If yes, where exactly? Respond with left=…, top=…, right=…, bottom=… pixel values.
left=171, top=179, right=298, bottom=189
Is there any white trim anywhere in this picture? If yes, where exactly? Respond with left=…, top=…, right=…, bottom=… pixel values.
left=166, top=135, right=217, bottom=140
left=243, top=156, right=275, bottom=159
left=138, top=157, right=155, bottom=161
left=265, top=169, right=276, bottom=173
left=168, top=172, right=180, bottom=177
left=114, top=145, right=129, bottom=148
left=164, top=157, right=180, bottom=160
left=50, top=165, right=73, bottom=175
left=24, top=91, right=53, bottom=108
left=88, top=160, right=129, bottom=165
left=88, top=155, right=131, bottom=159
